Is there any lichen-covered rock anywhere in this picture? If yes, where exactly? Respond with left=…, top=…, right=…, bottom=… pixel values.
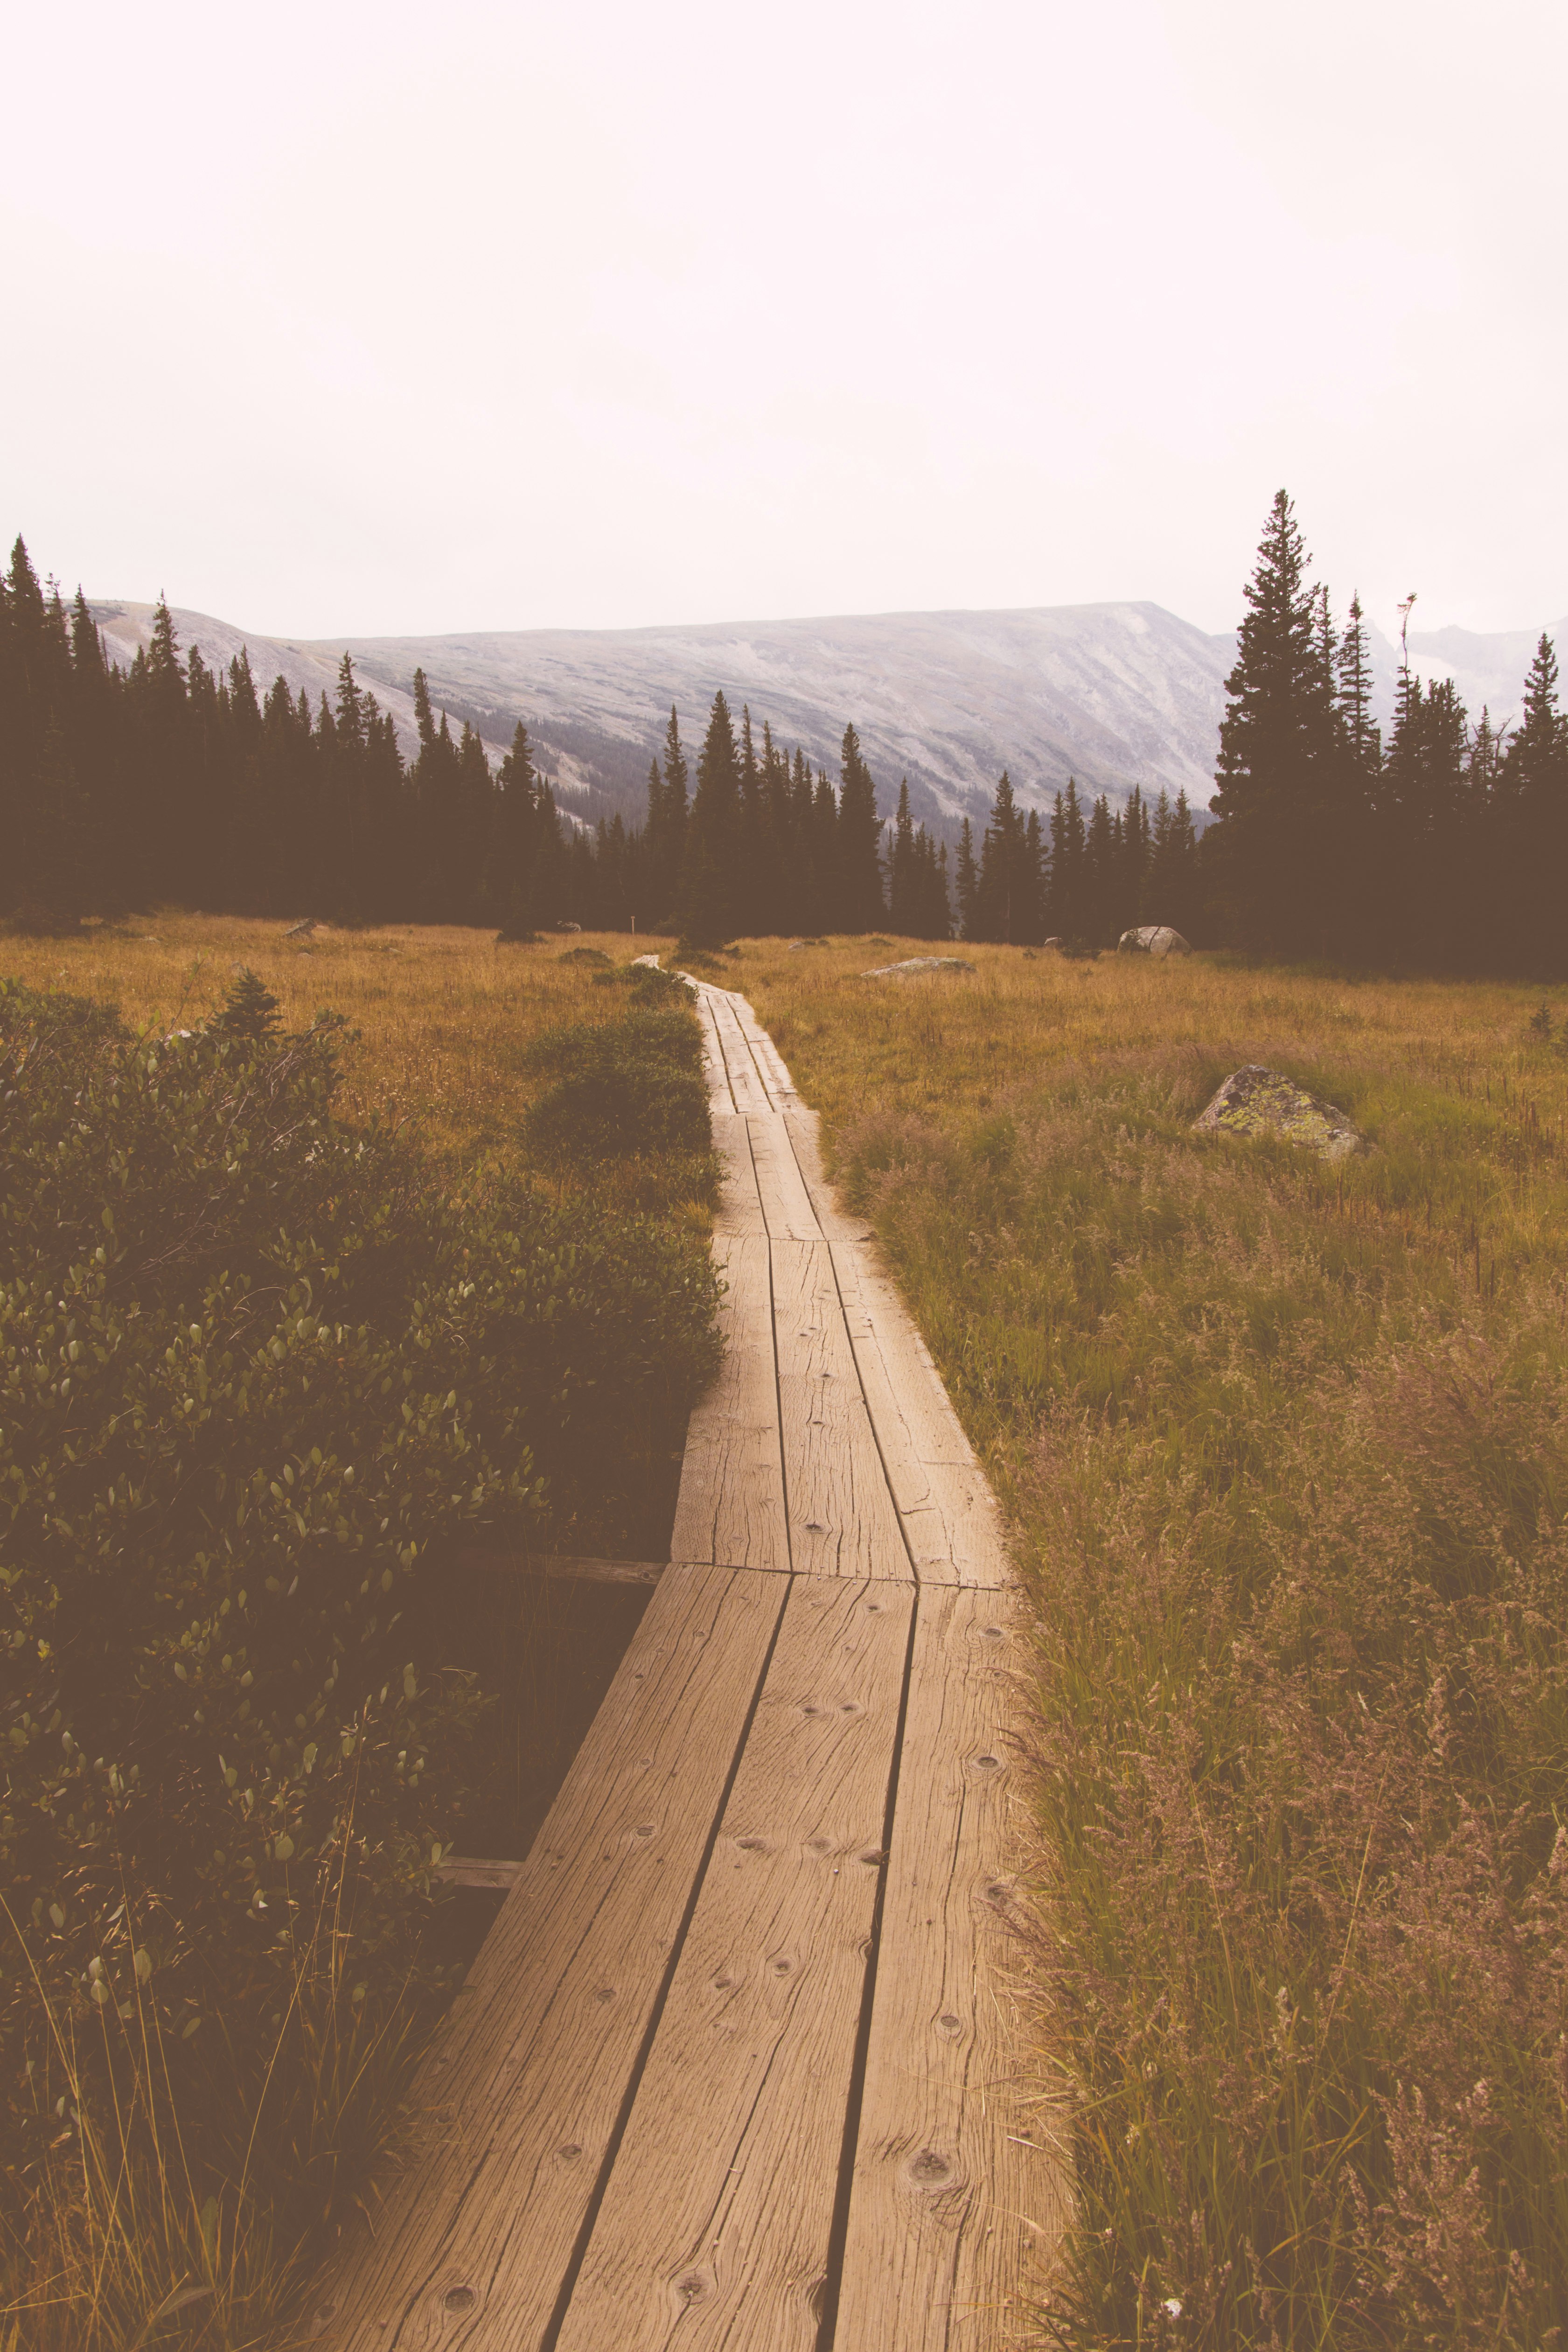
left=1118, top=925, right=1191, bottom=957
left=862, top=956, right=976, bottom=977
left=1196, top=1065, right=1366, bottom=1160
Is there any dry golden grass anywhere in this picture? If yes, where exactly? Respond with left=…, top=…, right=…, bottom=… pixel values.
left=2, top=916, right=677, bottom=1173
left=725, top=933, right=1568, bottom=2347
left=734, top=934, right=1568, bottom=1282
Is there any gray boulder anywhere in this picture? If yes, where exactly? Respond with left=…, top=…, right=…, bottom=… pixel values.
left=862, top=956, right=976, bottom=978
left=1196, top=1065, right=1366, bottom=1160
left=1118, top=925, right=1191, bottom=957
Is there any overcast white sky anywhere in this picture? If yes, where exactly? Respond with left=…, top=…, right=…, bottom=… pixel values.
left=3, top=0, right=1563, bottom=642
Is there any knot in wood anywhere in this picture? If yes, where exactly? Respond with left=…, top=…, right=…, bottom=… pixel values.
left=672, top=2268, right=714, bottom=2308
left=908, top=2148, right=953, bottom=2186
left=442, top=2283, right=477, bottom=2313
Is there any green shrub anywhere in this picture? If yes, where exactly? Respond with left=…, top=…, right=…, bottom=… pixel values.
left=524, top=1008, right=711, bottom=1166
left=0, top=977, right=720, bottom=2267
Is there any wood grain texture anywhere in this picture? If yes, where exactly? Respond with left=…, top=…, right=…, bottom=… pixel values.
left=555, top=1573, right=915, bottom=2352
left=745, top=1112, right=822, bottom=1242
left=696, top=991, right=737, bottom=1113
left=770, top=1235, right=913, bottom=1583
left=710, top=1111, right=767, bottom=1239
left=833, top=1585, right=1069, bottom=2349
left=705, top=993, right=773, bottom=1117
left=829, top=1241, right=1010, bottom=1590
left=312, top=1562, right=791, bottom=2351
left=670, top=1235, right=790, bottom=1573
left=770, top=1108, right=1010, bottom=1589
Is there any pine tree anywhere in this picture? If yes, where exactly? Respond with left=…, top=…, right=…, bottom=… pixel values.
left=679, top=691, right=741, bottom=945
left=1209, top=490, right=1347, bottom=954
left=1337, top=593, right=1381, bottom=775
left=835, top=724, right=885, bottom=930
left=216, top=964, right=282, bottom=1041
left=973, top=769, right=1030, bottom=942
left=1046, top=779, right=1086, bottom=939
left=955, top=818, right=977, bottom=940
left=888, top=779, right=917, bottom=932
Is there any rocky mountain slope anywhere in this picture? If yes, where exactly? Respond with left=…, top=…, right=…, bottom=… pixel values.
left=88, top=596, right=1567, bottom=840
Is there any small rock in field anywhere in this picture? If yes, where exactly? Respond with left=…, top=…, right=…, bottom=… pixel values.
left=1117, top=925, right=1191, bottom=957
left=1196, top=1065, right=1366, bottom=1160
left=862, top=956, right=976, bottom=978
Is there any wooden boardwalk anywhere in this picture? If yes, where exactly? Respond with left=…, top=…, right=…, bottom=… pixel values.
left=311, top=981, right=1068, bottom=2349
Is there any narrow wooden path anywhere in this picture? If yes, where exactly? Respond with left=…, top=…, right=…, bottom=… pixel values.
left=312, top=981, right=1068, bottom=2350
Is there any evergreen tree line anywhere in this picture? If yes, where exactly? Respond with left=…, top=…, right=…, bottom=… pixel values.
left=951, top=768, right=1203, bottom=946
left=11, top=511, right=1556, bottom=965
left=0, top=534, right=1200, bottom=949
left=0, top=539, right=947, bottom=939
left=1207, top=490, right=1568, bottom=973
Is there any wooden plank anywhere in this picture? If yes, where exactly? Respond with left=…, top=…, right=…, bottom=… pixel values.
left=458, top=1549, right=666, bottom=1586
left=704, top=992, right=773, bottom=1118
left=433, top=1856, right=525, bottom=1890
left=833, top=1585, right=1071, bottom=2349
left=771, top=1235, right=913, bottom=1583
left=723, top=991, right=799, bottom=1107
left=710, top=1110, right=767, bottom=1239
left=697, top=990, right=737, bottom=1114
left=554, top=1573, right=915, bottom=2352
left=311, top=1562, right=793, bottom=2351
left=745, top=1112, right=822, bottom=1242
left=776, top=1106, right=1011, bottom=1589
left=670, top=1235, right=790, bottom=1573
left=830, top=1242, right=1011, bottom=1591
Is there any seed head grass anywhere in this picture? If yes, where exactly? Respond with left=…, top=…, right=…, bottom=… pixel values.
left=736, top=935, right=1568, bottom=2349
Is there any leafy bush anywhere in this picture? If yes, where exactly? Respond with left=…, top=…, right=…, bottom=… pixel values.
left=524, top=1007, right=711, bottom=1166
left=0, top=977, right=720, bottom=2303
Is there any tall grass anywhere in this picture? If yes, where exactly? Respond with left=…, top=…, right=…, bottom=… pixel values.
left=2, top=1815, right=431, bottom=2351
left=738, top=938, right=1568, bottom=2348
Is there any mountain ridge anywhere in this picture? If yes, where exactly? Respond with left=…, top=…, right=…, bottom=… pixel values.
left=87, top=596, right=1568, bottom=841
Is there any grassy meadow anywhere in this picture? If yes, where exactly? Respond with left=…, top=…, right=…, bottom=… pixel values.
left=0, top=917, right=690, bottom=1188
left=6, top=917, right=1565, bottom=2347
left=732, top=936, right=1568, bottom=2349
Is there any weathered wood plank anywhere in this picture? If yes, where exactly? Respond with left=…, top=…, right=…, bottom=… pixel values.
left=554, top=1573, right=915, bottom=2352
left=778, top=1104, right=869, bottom=1244
left=710, top=1110, right=767, bottom=1238
left=745, top=1111, right=822, bottom=1242
left=830, top=1242, right=1011, bottom=1591
left=696, top=990, right=737, bottom=1114
left=774, top=1108, right=1011, bottom=1589
left=670, top=1235, right=790, bottom=1573
left=771, top=1235, right=913, bottom=1583
left=706, top=993, right=773, bottom=1117
left=312, top=1562, right=792, bottom=2350
left=833, top=1584, right=1070, bottom=2348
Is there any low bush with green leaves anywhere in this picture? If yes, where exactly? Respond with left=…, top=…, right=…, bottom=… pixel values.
left=524, top=1003, right=712, bottom=1170
left=0, top=974, right=720, bottom=2338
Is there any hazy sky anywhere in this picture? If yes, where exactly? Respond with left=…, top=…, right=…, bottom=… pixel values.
left=4, top=0, right=1563, bottom=642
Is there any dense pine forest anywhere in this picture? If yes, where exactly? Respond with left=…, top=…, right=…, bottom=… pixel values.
left=2, top=513, right=1564, bottom=970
